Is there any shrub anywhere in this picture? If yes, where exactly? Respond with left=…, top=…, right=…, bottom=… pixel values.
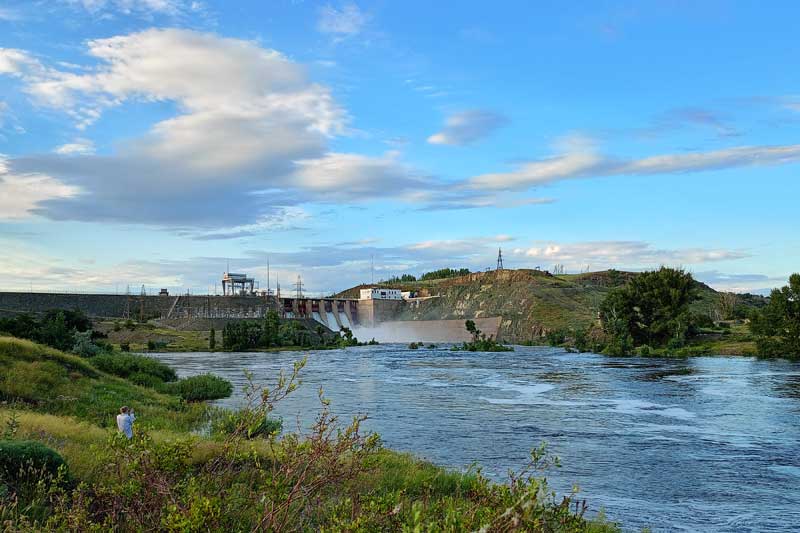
left=161, top=374, right=233, bottom=402
left=90, top=353, right=178, bottom=383
left=120, top=342, right=130, bottom=352
left=146, top=340, right=168, bottom=351
left=545, top=329, right=567, bottom=347
left=212, top=408, right=283, bottom=439
left=129, top=371, right=163, bottom=388
left=71, top=330, right=103, bottom=358
left=0, top=440, right=67, bottom=481
left=408, top=342, right=420, bottom=350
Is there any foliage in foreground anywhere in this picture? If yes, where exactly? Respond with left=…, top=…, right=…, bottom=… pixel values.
left=750, top=273, right=800, bottom=359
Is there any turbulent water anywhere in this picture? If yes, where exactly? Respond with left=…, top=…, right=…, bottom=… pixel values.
left=152, top=345, right=800, bottom=532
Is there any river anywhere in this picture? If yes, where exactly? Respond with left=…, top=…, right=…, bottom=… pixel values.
left=152, top=345, right=800, bottom=532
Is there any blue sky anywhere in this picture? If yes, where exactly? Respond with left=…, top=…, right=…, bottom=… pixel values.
left=0, top=0, right=798, bottom=295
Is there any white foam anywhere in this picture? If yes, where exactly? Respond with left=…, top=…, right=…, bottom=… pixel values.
left=610, top=398, right=696, bottom=420
left=479, top=379, right=556, bottom=405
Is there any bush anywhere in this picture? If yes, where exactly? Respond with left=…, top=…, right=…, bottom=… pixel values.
left=545, top=329, right=567, bottom=347
left=71, top=330, right=104, bottom=358
left=0, top=440, right=67, bottom=481
left=90, top=353, right=178, bottom=383
left=128, top=371, right=164, bottom=388
left=161, top=374, right=233, bottom=402
left=146, top=340, right=168, bottom=351
left=120, top=342, right=131, bottom=352
left=212, top=408, right=283, bottom=439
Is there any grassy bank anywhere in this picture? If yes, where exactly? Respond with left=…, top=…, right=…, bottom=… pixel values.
left=0, top=336, right=620, bottom=532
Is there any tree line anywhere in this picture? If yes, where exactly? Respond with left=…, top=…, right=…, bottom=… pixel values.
left=221, top=310, right=375, bottom=351
left=383, top=268, right=471, bottom=284
left=594, top=267, right=799, bottom=359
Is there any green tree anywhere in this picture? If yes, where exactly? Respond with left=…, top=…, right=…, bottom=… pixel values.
left=209, top=327, right=216, bottom=350
left=464, top=319, right=480, bottom=342
left=750, top=273, right=800, bottom=359
left=599, top=267, right=699, bottom=350
left=262, top=310, right=281, bottom=347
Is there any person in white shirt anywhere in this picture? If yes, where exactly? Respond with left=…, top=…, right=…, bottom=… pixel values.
left=116, top=406, right=135, bottom=439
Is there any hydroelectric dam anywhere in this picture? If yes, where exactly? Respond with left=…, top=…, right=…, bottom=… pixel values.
left=0, top=291, right=501, bottom=343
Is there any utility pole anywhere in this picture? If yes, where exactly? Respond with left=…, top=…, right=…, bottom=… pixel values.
left=139, top=284, right=146, bottom=323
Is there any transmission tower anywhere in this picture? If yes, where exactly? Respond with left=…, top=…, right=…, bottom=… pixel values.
left=496, top=248, right=504, bottom=271
left=139, top=284, right=146, bottom=322
left=295, top=275, right=304, bottom=299
left=123, top=285, right=131, bottom=319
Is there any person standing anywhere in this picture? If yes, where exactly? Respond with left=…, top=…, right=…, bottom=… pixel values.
left=116, top=406, right=136, bottom=439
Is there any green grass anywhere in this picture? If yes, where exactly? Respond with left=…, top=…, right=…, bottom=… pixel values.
left=0, top=336, right=208, bottom=431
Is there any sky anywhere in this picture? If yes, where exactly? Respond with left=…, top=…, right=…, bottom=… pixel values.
left=0, top=0, right=798, bottom=296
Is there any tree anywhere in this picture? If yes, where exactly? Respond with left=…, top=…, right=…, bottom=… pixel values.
left=464, top=319, right=481, bottom=342
left=715, top=292, right=738, bottom=321
left=750, top=273, right=800, bottom=359
left=599, top=267, right=699, bottom=349
left=262, top=310, right=281, bottom=347
left=209, top=328, right=216, bottom=350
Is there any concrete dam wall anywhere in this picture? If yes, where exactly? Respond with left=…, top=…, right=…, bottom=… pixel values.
left=353, top=317, right=502, bottom=343
left=0, top=292, right=276, bottom=320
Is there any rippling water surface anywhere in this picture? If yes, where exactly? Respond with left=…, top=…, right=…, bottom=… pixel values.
left=153, top=345, right=800, bottom=532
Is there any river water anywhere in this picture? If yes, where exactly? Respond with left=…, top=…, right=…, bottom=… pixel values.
left=152, top=345, right=800, bottom=532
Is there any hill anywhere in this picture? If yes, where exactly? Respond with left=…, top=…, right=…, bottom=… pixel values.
left=339, top=269, right=767, bottom=343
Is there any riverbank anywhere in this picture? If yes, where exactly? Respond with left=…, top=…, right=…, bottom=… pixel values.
left=151, top=344, right=800, bottom=531
left=0, top=336, right=618, bottom=531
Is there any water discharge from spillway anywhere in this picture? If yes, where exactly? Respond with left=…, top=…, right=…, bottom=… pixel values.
left=325, top=310, right=339, bottom=330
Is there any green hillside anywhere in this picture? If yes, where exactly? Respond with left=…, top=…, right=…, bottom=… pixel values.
left=340, top=269, right=767, bottom=344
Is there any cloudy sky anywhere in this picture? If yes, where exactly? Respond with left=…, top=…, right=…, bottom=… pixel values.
left=0, top=1, right=798, bottom=295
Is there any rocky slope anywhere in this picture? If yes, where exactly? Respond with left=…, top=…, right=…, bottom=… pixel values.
left=339, top=269, right=767, bottom=343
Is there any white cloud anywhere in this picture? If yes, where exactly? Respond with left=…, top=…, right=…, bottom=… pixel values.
left=468, top=134, right=800, bottom=190
left=0, top=49, right=44, bottom=76
left=291, top=151, right=431, bottom=200
left=428, top=110, right=508, bottom=146
left=55, top=138, right=95, bottom=155
left=693, top=271, right=787, bottom=295
left=512, top=241, right=748, bottom=270
left=0, top=156, right=80, bottom=220
left=0, top=30, right=449, bottom=228
left=317, top=2, right=368, bottom=38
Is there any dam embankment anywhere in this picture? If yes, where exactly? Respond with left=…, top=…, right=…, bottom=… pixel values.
left=353, top=317, right=501, bottom=343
